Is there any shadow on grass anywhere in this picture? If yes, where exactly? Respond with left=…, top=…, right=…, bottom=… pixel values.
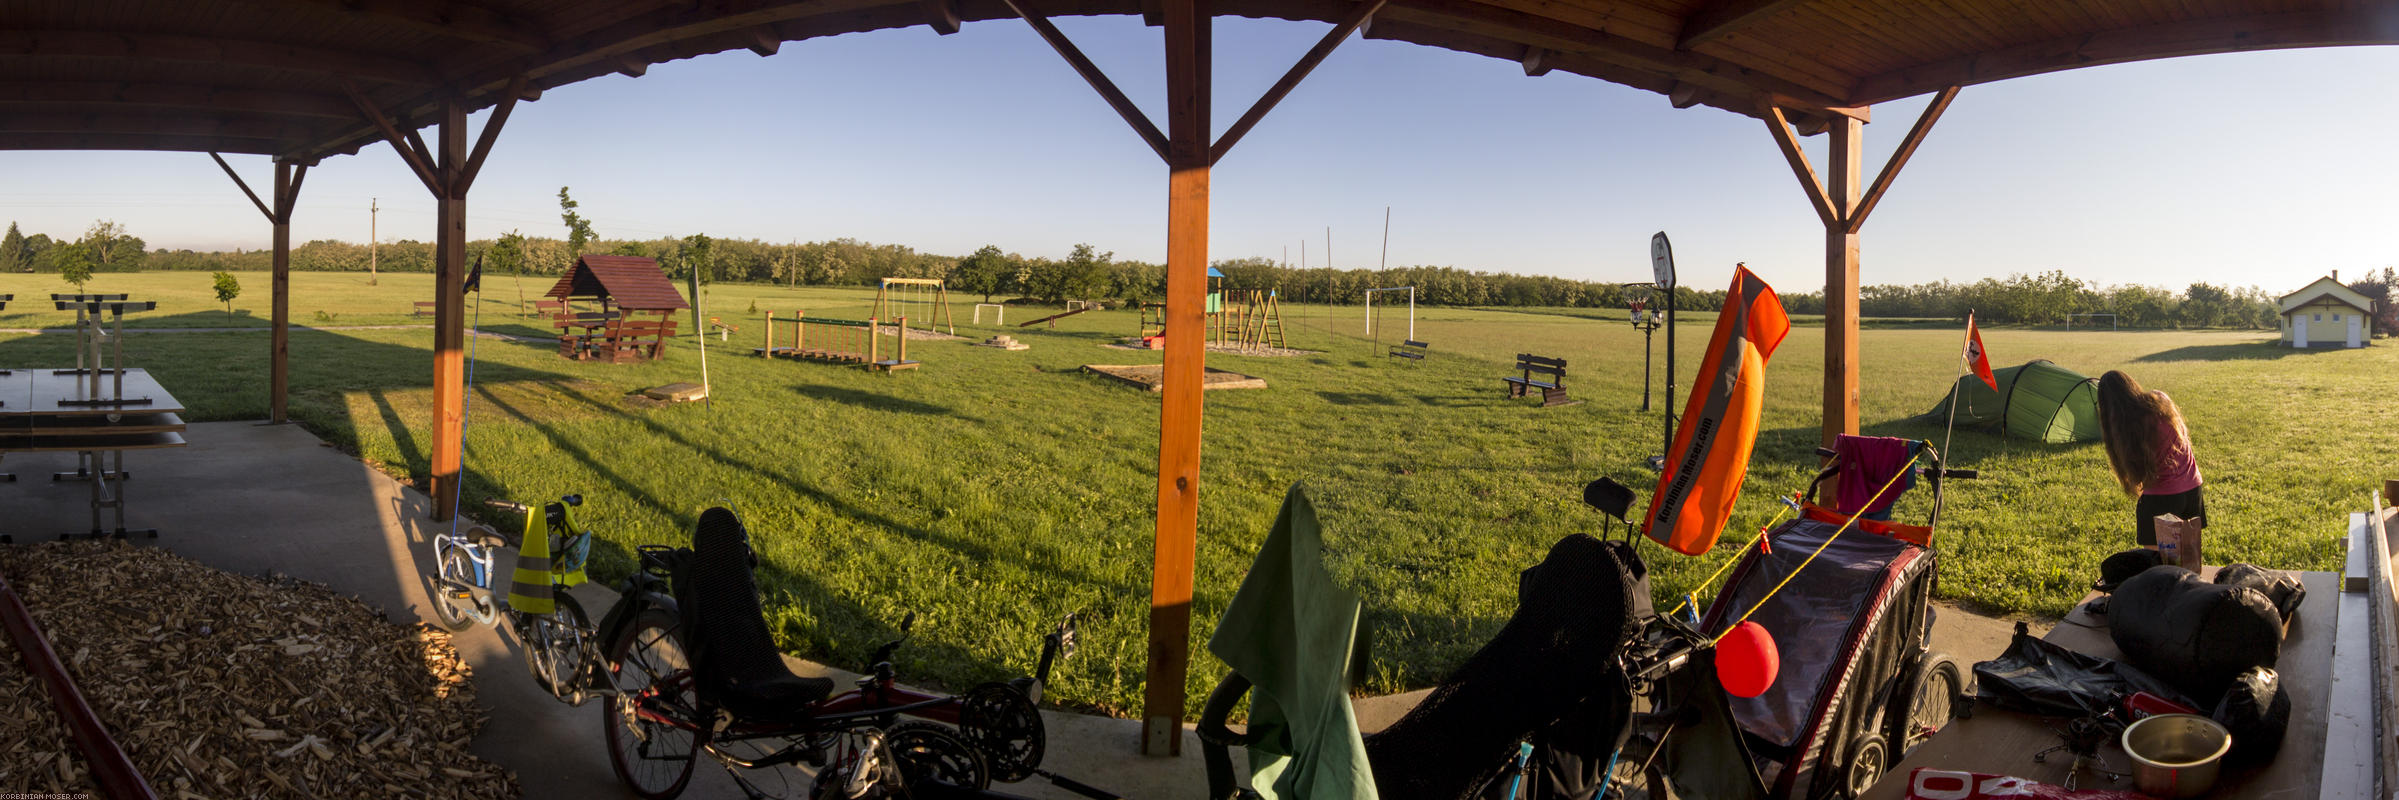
left=795, top=384, right=954, bottom=417
left=1317, top=391, right=1400, bottom=406
left=2133, top=340, right=2334, bottom=362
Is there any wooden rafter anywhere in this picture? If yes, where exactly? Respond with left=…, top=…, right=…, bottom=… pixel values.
left=0, top=30, right=439, bottom=88
left=1676, top=0, right=1812, bottom=50
left=1848, top=8, right=2393, bottom=106
left=924, top=0, right=963, bottom=35
left=1760, top=101, right=1836, bottom=228
left=226, top=0, right=547, bottom=51
left=744, top=25, right=784, bottom=55
left=0, top=132, right=288, bottom=154
left=997, top=0, right=1171, bottom=163
left=0, top=82, right=356, bottom=119
left=1845, top=85, right=1958, bottom=234
left=1209, top=0, right=1386, bottom=164
left=0, top=112, right=322, bottom=141
left=1520, top=46, right=1552, bottom=76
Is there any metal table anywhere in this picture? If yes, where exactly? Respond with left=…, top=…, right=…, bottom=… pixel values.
left=2, top=297, right=185, bottom=541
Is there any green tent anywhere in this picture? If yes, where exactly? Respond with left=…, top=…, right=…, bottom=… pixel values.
left=1918, top=359, right=2101, bottom=443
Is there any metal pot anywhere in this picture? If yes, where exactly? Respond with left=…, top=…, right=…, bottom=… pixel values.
left=2123, top=713, right=2231, bottom=798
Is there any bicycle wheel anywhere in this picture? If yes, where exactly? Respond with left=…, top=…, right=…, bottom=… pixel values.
left=523, top=591, right=593, bottom=704
left=603, top=609, right=701, bottom=799
left=1606, top=735, right=1677, bottom=800
left=430, top=544, right=480, bottom=632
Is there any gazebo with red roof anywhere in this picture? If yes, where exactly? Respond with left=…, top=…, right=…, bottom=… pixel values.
left=544, top=254, right=689, bottom=362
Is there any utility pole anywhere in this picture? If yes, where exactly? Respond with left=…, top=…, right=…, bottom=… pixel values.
left=369, top=197, right=379, bottom=286
left=1380, top=206, right=1390, bottom=270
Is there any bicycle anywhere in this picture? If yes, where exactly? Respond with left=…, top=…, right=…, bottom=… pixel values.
left=430, top=492, right=604, bottom=706
left=594, top=507, right=1120, bottom=800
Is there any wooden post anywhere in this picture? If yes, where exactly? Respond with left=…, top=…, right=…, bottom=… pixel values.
left=1822, top=116, right=1863, bottom=449
left=796, top=311, right=806, bottom=354
left=763, top=310, right=774, bottom=357
left=429, top=96, right=468, bottom=521
left=898, top=316, right=909, bottom=363
left=1144, top=0, right=1210, bottom=757
left=270, top=161, right=292, bottom=424
left=869, top=317, right=881, bottom=364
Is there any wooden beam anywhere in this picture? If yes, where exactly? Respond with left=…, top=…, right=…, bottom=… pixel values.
left=1760, top=102, right=1836, bottom=228
left=996, top=0, right=1171, bottom=163
left=454, top=75, right=526, bottom=195
left=1667, top=81, right=1702, bottom=108
left=614, top=57, right=649, bottom=78
left=404, top=129, right=438, bottom=181
left=208, top=153, right=278, bottom=224
left=270, top=160, right=295, bottom=424
left=228, top=0, right=548, bottom=52
left=0, top=30, right=440, bottom=88
left=1846, top=85, right=1957, bottom=234
left=0, top=82, right=357, bottom=119
left=0, top=111, right=325, bottom=141
left=1520, top=46, right=1551, bottom=76
left=1145, top=0, right=1210, bottom=758
left=1676, top=0, right=1812, bottom=50
left=1209, top=0, right=1386, bottom=164
left=1821, top=115, right=1861, bottom=449
left=924, top=0, right=963, bottom=35
left=1849, top=8, right=2399, bottom=106
left=340, top=79, right=443, bottom=196
left=0, top=132, right=287, bottom=154
left=430, top=96, right=469, bottom=522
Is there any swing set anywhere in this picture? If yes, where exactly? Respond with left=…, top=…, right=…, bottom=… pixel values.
left=870, top=277, right=957, bottom=338
left=753, top=311, right=918, bottom=371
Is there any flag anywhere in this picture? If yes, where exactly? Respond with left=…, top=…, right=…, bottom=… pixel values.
left=1643, top=266, right=1791, bottom=556
left=1965, top=312, right=1997, bottom=391
left=461, top=253, right=482, bottom=295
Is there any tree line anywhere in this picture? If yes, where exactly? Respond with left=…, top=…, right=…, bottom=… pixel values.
left=14, top=212, right=2385, bottom=330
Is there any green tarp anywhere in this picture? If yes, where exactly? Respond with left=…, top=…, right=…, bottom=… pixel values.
left=1917, top=359, right=2101, bottom=443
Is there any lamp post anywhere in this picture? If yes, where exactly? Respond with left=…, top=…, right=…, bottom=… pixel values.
left=1625, top=283, right=1663, bottom=411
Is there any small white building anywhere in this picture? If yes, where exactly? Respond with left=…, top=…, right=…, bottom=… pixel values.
left=2277, top=275, right=2373, bottom=348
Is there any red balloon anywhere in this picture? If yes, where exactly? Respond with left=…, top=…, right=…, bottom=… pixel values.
left=1716, top=621, right=1780, bottom=698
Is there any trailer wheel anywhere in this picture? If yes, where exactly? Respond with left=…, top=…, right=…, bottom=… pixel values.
left=1841, top=733, right=1887, bottom=798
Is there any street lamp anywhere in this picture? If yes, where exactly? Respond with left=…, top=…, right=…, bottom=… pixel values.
left=1625, top=283, right=1664, bottom=412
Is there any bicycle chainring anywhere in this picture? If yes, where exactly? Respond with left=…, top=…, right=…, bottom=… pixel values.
left=957, top=682, right=1045, bottom=782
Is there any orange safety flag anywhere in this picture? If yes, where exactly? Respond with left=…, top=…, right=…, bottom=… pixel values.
left=1965, top=312, right=1997, bottom=391
left=1643, top=266, right=1790, bottom=556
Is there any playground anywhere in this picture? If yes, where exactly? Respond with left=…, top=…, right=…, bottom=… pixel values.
left=1, top=270, right=2389, bottom=720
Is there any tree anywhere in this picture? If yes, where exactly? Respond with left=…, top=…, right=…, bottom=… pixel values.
left=53, top=242, right=94, bottom=289
left=950, top=245, right=1011, bottom=302
left=211, top=271, right=242, bottom=321
left=80, top=220, right=145, bottom=271
left=559, top=187, right=596, bottom=256
left=670, top=233, right=715, bottom=282
left=0, top=222, right=24, bottom=273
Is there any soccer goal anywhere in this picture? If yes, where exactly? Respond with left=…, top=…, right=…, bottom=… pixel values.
left=1364, top=286, right=1416, bottom=343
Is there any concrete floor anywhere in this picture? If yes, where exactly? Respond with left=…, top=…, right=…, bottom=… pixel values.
left=0, top=421, right=2044, bottom=799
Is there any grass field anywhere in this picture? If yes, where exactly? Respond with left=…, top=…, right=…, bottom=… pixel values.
left=2, top=270, right=2391, bottom=719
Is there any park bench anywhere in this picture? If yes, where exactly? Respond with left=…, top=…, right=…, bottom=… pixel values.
left=532, top=299, right=568, bottom=317
left=1389, top=340, right=1430, bottom=361
left=413, top=301, right=437, bottom=317
left=1502, top=353, right=1573, bottom=406
left=594, top=317, right=677, bottom=363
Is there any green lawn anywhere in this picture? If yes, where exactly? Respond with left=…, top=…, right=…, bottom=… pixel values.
left=1, top=270, right=2389, bottom=719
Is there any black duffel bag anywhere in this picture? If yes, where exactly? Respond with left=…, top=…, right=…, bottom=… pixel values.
left=2108, top=565, right=2284, bottom=700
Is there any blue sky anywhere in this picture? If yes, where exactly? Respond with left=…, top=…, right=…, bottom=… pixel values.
left=2, top=18, right=2394, bottom=294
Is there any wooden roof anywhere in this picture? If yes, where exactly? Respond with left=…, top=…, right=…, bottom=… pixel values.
left=544, top=254, right=690, bottom=311
left=6, top=1, right=2395, bottom=162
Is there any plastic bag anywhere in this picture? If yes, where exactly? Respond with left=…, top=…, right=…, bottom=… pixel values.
left=1973, top=623, right=2196, bottom=719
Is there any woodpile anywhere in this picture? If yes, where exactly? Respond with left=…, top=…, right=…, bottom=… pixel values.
left=0, top=541, right=519, bottom=799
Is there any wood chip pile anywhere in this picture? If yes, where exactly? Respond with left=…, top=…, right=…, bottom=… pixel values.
left=0, top=631, right=96, bottom=794
left=0, top=541, right=521, bottom=799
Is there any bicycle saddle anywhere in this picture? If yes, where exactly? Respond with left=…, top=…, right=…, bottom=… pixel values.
left=682, top=507, right=835, bottom=723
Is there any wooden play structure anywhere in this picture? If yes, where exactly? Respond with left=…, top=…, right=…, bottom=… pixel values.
left=871, top=277, right=956, bottom=337
left=1138, top=287, right=1285, bottom=350
left=544, top=255, right=688, bottom=363
left=754, top=311, right=918, bottom=371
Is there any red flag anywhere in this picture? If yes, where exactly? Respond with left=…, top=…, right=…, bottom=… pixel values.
left=1965, top=312, right=1997, bottom=391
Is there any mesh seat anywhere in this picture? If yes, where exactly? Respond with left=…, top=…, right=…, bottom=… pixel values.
left=680, top=507, right=834, bottom=723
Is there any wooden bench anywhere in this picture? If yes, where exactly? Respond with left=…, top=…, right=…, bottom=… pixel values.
left=1389, top=339, right=1429, bottom=360
left=594, top=318, right=677, bottom=363
left=532, top=299, right=568, bottom=317
left=1502, top=353, right=1574, bottom=406
left=413, top=301, right=437, bottom=317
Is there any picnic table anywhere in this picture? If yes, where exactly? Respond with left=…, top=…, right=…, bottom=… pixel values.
left=1859, top=565, right=2341, bottom=799
left=0, top=367, right=187, bottom=541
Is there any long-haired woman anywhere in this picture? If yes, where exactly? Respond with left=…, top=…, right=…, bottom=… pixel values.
left=2096, top=370, right=2205, bottom=546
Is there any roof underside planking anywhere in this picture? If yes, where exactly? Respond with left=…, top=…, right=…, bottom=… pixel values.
left=8, top=0, right=2399, bottom=163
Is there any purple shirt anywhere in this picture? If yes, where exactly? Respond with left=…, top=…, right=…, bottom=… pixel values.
left=2146, top=391, right=2202, bottom=496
